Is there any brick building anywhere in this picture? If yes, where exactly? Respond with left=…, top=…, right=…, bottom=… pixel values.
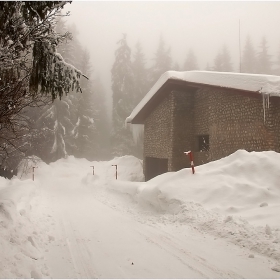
left=126, top=71, right=280, bottom=181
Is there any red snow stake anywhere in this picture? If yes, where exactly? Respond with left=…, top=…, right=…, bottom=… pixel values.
left=32, top=166, right=38, bottom=181
left=112, top=165, right=118, bottom=180
left=90, top=166, right=95, bottom=175
left=184, top=151, right=195, bottom=174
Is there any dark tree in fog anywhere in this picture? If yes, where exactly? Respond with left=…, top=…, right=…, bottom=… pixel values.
left=213, top=51, right=223, bottom=71
left=27, top=22, right=82, bottom=162
left=149, top=35, right=172, bottom=86
left=91, top=76, right=111, bottom=160
left=132, top=42, right=149, bottom=104
left=213, top=44, right=232, bottom=72
left=256, top=36, right=272, bottom=74
left=221, top=45, right=233, bottom=72
left=0, top=1, right=83, bottom=170
left=27, top=23, right=99, bottom=162
left=275, top=41, right=280, bottom=75
left=183, top=48, right=199, bottom=71
left=131, top=42, right=149, bottom=158
left=74, top=49, right=98, bottom=160
left=241, top=35, right=257, bottom=73
left=111, top=34, right=136, bottom=156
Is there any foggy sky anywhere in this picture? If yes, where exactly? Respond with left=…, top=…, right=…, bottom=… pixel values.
left=64, top=1, right=280, bottom=109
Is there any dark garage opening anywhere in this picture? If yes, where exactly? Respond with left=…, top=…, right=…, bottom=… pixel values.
left=145, top=157, right=168, bottom=181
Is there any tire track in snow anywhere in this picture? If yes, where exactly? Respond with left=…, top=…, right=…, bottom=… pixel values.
left=134, top=227, right=241, bottom=279
left=54, top=194, right=99, bottom=279
left=87, top=190, right=236, bottom=278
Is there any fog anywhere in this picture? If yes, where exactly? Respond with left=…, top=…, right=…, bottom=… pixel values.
left=64, top=1, right=280, bottom=110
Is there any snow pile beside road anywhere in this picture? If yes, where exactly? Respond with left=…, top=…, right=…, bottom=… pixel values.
left=108, top=150, right=280, bottom=262
left=0, top=178, right=47, bottom=278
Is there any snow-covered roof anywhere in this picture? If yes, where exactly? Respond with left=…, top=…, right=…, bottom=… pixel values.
left=126, top=70, right=280, bottom=124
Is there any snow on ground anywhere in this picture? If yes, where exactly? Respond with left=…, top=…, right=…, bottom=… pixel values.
left=1, top=150, right=280, bottom=278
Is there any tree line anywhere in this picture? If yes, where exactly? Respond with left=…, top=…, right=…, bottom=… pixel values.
left=1, top=2, right=280, bottom=176
left=0, top=1, right=110, bottom=178
left=110, top=33, right=280, bottom=156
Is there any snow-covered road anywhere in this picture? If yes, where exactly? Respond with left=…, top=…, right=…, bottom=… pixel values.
left=30, top=183, right=277, bottom=279
left=1, top=153, right=280, bottom=278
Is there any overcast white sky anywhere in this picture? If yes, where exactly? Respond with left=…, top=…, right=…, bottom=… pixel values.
left=63, top=1, right=280, bottom=107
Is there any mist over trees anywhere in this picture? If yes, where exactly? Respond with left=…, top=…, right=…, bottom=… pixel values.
left=2, top=1, right=280, bottom=175
left=27, top=22, right=110, bottom=163
left=0, top=2, right=111, bottom=177
left=183, top=49, right=199, bottom=71
left=149, top=35, right=172, bottom=87
left=109, top=31, right=280, bottom=158
left=111, top=34, right=138, bottom=157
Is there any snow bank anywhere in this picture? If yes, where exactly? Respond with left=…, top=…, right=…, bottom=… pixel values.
left=107, top=150, right=280, bottom=262
left=0, top=177, right=46, bottom=278
left=126, top=70, right=280, bottom=123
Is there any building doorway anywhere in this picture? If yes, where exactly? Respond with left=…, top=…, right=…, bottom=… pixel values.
left=145, top=157, right=168, bottom=181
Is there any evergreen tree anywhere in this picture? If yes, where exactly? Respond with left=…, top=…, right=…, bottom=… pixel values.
left=256, top=36, right=272, bottom=75
left=74, top=49, right=98, bottom=160
left=132, top=42, right=149, bottom=104
left=27, top=23, right=99, bottom=162
left=0, top=2, right=83, bottom=170
left=275, top=41, right=280, bottom=75
left=149, top=35, right=172, bottom=86
left=183, top=48, right=199, bottom=71
left=241, top=35, right=257, bottom=73
left=111, top=34, right=136, bottom=156
left=213, top=51, right=223, bottom=71
left=221, top=44, right=233, bottom=72
left=213, top=45, right=232, bottom=72
left=131, top=41, right=149, bottom=158
left=92, top=75, right=111, bottom=160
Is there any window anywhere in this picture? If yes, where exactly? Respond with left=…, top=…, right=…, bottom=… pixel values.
left=198, top=135, right=209, bottom=152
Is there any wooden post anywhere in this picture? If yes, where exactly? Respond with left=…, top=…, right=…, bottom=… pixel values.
left=90, top=166, right=94, bottom=175
left=112, top=165, right=117, bottom=180
left=184, top=151, right=195, bottom=174
left=32, top=167, right=38, bottom=181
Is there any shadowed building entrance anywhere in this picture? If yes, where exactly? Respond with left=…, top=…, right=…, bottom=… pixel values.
left=145, top=157, right=168, bottom=181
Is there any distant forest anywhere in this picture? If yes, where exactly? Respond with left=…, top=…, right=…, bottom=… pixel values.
left=1, top=1, right=280, bottom=178
left=110, top=33, right=280, bottom=157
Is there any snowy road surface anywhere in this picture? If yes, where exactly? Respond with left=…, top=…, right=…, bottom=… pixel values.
left=2, top=154, right=280, bottom=278
left=30, top=183, right=277, bottom=279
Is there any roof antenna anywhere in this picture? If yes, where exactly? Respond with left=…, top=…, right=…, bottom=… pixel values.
left=239, top=19, right=242, bottom=73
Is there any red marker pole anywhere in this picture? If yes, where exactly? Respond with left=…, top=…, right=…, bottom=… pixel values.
left=112, top=165, right=117, bottom=180
left=90, top=166, right=94, bottom=175
left=184, top=151, right=195, bottom=174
